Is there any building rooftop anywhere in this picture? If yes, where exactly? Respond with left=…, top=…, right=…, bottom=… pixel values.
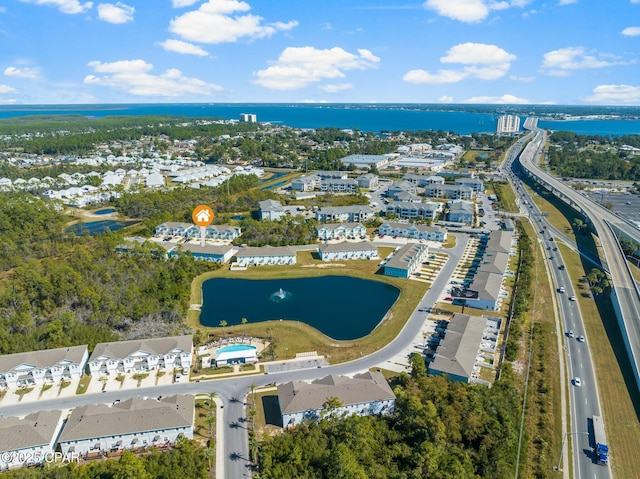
left=0, top=410, right=63, bottom=453
left=0, top=345, right=88, bottom=373
left=277, top=371, right=395, bottom=414
left=318, top=241, right=377, bottom=253
left=429, top=313, right=487, bottom=380
left=58, top=395, right=194, bottom=442
left=89, top=335, right=192, bottom=362
left=385, top=243, right=428, bottom=271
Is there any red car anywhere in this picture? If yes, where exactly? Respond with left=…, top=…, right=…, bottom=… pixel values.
left=445, top=297, right=453, bottom=301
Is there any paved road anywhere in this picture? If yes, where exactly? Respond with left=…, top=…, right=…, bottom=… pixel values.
left=519, top=127, right=640, bottom=399
left=504, top=132, right=611, bottom=479
left=0, top=236, right=468, bottom=478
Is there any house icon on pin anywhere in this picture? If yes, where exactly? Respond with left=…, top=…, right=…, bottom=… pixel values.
left=196, top=209, right=210, bottom=223
left=192, top=205, right=214, bottom=226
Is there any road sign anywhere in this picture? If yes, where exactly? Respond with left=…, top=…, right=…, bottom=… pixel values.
left=192, top=205, right=214, bottom=226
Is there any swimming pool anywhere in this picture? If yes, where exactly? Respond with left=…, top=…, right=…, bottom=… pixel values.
left=215, top=344, right=256, bottom=354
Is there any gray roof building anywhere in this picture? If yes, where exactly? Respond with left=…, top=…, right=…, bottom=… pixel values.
left=0, top=410, right=64, bottom=455
left=278, top=371, right=395, bottom=415
left=485, top=230, right=514, bottom=254
left=477, top=251, right=510, bottom=275
left=467, top=271, right=503, bottom=310
left=429, top=313, right=487, bottom=382
left=0, top=345, right=88, bottom=374
left=90, top=335, right=192, bottom=364
left=58, top=395, right=194, bottom=443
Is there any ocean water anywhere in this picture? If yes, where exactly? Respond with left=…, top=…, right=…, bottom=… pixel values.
left=1, top=103, right=639, bottom=136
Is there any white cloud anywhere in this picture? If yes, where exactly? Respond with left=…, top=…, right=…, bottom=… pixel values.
left=423, top=0, right=530, bottom=23
left=0, top=84, right=18, bottom=94
left=84, top=59, right=223, bottom=97
left=320, top=83, right=353, bottom=93
left=19, top=0, right=93, bottom=14
left=169, top=0, right=298, bottom=44
left=404, top=42, right=516, bottom=84
left=437, top=95, right=454, bottom=102
left=509, top=74, right=535, bottom=82
left=541, top=47, right=632, bottom=76
left=97, top=2, right=134, bottom=24
left=172, top=0, right=199, bottom=6
left=158, top=39, right=210, bottom=57
left=581, top=84, right=640, bottom=105
left=622, top=26, right=640, bottom=36
left=558, top=0, right=577, bottom=4
left=4, top=66, right=39, bottom=80
left=463, top=94, right=530, bottom=104
left=254, top=47, right=380, bottom=90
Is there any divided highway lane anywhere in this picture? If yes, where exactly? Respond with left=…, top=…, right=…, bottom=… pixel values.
left=0, top=237, right=470, bottom=479
left=519, top=128, right=640, bottom=395
left=503, top=137, right=610, bottom=478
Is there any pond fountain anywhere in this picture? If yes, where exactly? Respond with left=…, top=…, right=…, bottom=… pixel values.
left=270, top=288, right=291, bottom=302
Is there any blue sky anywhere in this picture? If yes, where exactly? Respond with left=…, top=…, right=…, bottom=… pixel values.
left=1, top=0, right=639, bottom=105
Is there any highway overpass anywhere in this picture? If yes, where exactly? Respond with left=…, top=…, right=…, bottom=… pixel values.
left=516, top=124, right=640, bottom=395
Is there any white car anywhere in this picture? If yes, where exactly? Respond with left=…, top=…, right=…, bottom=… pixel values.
left=573, top=377, right=582, bottom=387
left=558, top=286, right=565, bottom=293
left=569, top=296, right=576, bottom=301
left=577, top=335, right=585, bottom=343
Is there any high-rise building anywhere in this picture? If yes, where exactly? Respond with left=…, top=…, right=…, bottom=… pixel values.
left=240, top=113, right=257, bottom=123
left=496, top=115, right=520, bottom=134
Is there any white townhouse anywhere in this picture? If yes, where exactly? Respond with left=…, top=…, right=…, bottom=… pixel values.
left=0, top=411, right=65, bottom=470
left=185, top=224, right=241, bottom=241
left=424, top=184, right=474, bottom=200
left=383, top=243, right=430, bottom=279
left=278, top=372, right=396, bottom=429
left=316, top=222, right=366, bottom=240
left=356, top=173, right=378, bottom=189
left=88, top=335, right=193, bottom=377
left=170, top=243, right=237, bottom=264
left=448, top=200, right=475, bottom=224
left=154, top=222, right=195, bottom=238
left=315, top=205, right=374, bottom=223
left=402, top=173, right=445, bottom=186
left=385, top=201, right=442, bottom=221
left=320, top=178, right=358, bottom=194
left=379, top=221, right=447, bottom=242
left=455, top=177, right=484, bottom=192
left=259, top=199, right=285, bottom=221
left=291, top=175, right=320, bottom=192
left=57, top=395, right=194, bottom=457
left=318, top=241, right=379, bottom=261
left=234, top=246, right=296, bottom=267
left=0, top=345, right=88, bottom=389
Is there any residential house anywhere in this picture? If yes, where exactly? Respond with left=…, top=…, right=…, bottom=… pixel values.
left=185, top=224, right=241, bottom=241
left=383, top=243, right=429, bottom=278
left=291, top=175, right=320, bottom=192
left=57, top=395, right=194, bottom=456
left=387, top=181, right=416, bottom=198
left=259, top=199, right=285, bottom=221
left=277, top=372, right=395, bottom=428
left=318, top=241, right=379, bottom=261
left=0, top=411, right=65, bottom=469
left=356, top=173, right=379, bottom=189
left=154, top=222, right=195, bottom=238
left=428, top=313, right=489, bottom=383
left=315, top=206, right=374, bottom=223
left=465, top=271, right=504, bottom=310
left=0, top=345, right=88, bottom=389
left=385, top=201, right=441, bottom=221
left=320, top=178, right=358, bottom=194
left=316, top=222, right=366, bottom=240
left=234, top=246, right=296, bottom=267
left=379, top=222, right=447, bottom=242
left=169, top=244, right=237, bottom=264
left=88, top=335, right=193, bottom=376
left=424, top=184, right=474, bottom=200
left=454, top=177, right=484, bottom=192
left=402, top=174, right=444, bottom=186
left=448, top=200, right=475, bottom=224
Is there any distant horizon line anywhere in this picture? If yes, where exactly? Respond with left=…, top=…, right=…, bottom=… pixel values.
left=0, top=102, right=638, bottom=108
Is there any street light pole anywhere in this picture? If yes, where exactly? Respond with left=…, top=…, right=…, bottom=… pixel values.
left=554, top=431, right=589, bottom=472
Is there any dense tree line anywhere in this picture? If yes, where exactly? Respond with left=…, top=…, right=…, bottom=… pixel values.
left=548, top=131, right=640, bottom=180
left=0, top=438, right=207, bottom=479
left=233, top=216, right=318, bottom=247
left=257, top=369, right=521, bottom=479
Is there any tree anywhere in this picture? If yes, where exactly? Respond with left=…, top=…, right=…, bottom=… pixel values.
left=219, top=320, right=227, bottom=338
left=204, top=446, right=215, bottom=472
left=248, top=383, right=257, bottom=407
left=241, top=317, right=248, bottom=340
left=321, top=396, right=343, bottom=418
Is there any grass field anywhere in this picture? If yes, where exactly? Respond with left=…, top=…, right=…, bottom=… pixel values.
left=187, top=247, right=431, bottom=364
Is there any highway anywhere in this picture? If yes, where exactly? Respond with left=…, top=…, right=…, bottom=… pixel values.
left=517, top=126, right=640, bottom=400
left=503, top=147, right=610, bottom=479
